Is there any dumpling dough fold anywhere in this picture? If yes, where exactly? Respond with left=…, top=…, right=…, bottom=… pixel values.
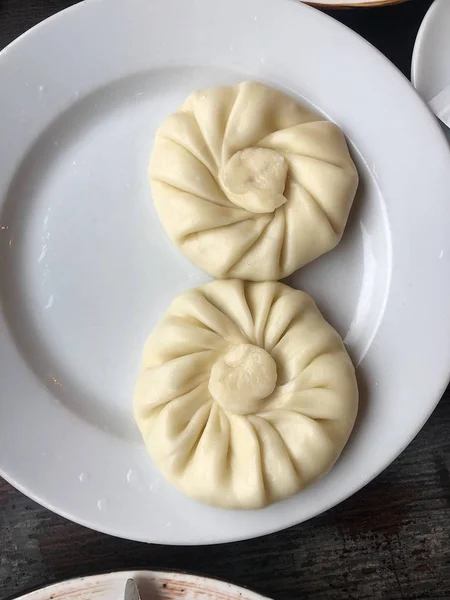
left=150, top=81, right=359, bottom=281
left=134, top=280, right=358, bottom=509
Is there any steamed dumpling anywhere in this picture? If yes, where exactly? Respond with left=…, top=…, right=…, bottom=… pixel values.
left=134, top=280, right=358, bottom=509
left=150, top=81, right=359, bottom=281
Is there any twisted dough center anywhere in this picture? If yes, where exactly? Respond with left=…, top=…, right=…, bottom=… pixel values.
left=208, top=343, right=278, bottom=415
left=222, top=147, right=288, bottom=214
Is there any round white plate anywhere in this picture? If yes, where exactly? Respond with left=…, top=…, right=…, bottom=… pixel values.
left=1, top=0, right=450, bottom=545
left=412, top=0, right=450, bottom=141
left=15, top=571, right=269, bottom=600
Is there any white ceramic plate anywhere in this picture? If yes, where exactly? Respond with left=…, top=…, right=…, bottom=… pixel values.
left=412, top=0, right=450, bottom=140
left=15, top=571, right=269, bottom=600
left=1, top=0, right=450, bottom=545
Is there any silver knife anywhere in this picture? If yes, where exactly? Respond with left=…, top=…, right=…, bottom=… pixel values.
left=125, top=579, right=142, bottom=600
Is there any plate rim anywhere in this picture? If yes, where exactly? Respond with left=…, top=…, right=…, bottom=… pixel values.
left=411, top=0, right=444, bottom=90
left=305, top=0, right=407, bottom=7
left=6, top=570, right=271, bottom=600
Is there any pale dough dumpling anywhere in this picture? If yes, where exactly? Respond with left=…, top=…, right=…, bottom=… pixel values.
left=150, top=81, right=359, bottom=281
left=134, top=280, right=358, bottom=509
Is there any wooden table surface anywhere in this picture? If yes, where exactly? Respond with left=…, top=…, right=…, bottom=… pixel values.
left=1, top=0, right=449, bottom=598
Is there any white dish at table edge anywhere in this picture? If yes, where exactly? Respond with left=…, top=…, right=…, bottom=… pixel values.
left=13, top=571, right=270, bottom=600
left=1, top=0, right=450, bottom=545
left=412, top=0, right=450, bottom=141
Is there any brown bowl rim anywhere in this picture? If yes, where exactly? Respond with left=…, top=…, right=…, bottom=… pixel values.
left=305, top=0, right=407, bottom=8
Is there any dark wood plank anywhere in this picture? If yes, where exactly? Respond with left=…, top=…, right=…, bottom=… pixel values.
left=1, top=0, right=449, bottom=599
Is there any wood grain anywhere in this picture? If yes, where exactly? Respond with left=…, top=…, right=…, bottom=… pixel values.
left=1, top=1, right=448, bottom=599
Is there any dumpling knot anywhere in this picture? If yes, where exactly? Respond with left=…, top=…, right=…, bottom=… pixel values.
left=208, top=343, right=278, bottom=414
left=222, top=148, right=288, bottom=213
